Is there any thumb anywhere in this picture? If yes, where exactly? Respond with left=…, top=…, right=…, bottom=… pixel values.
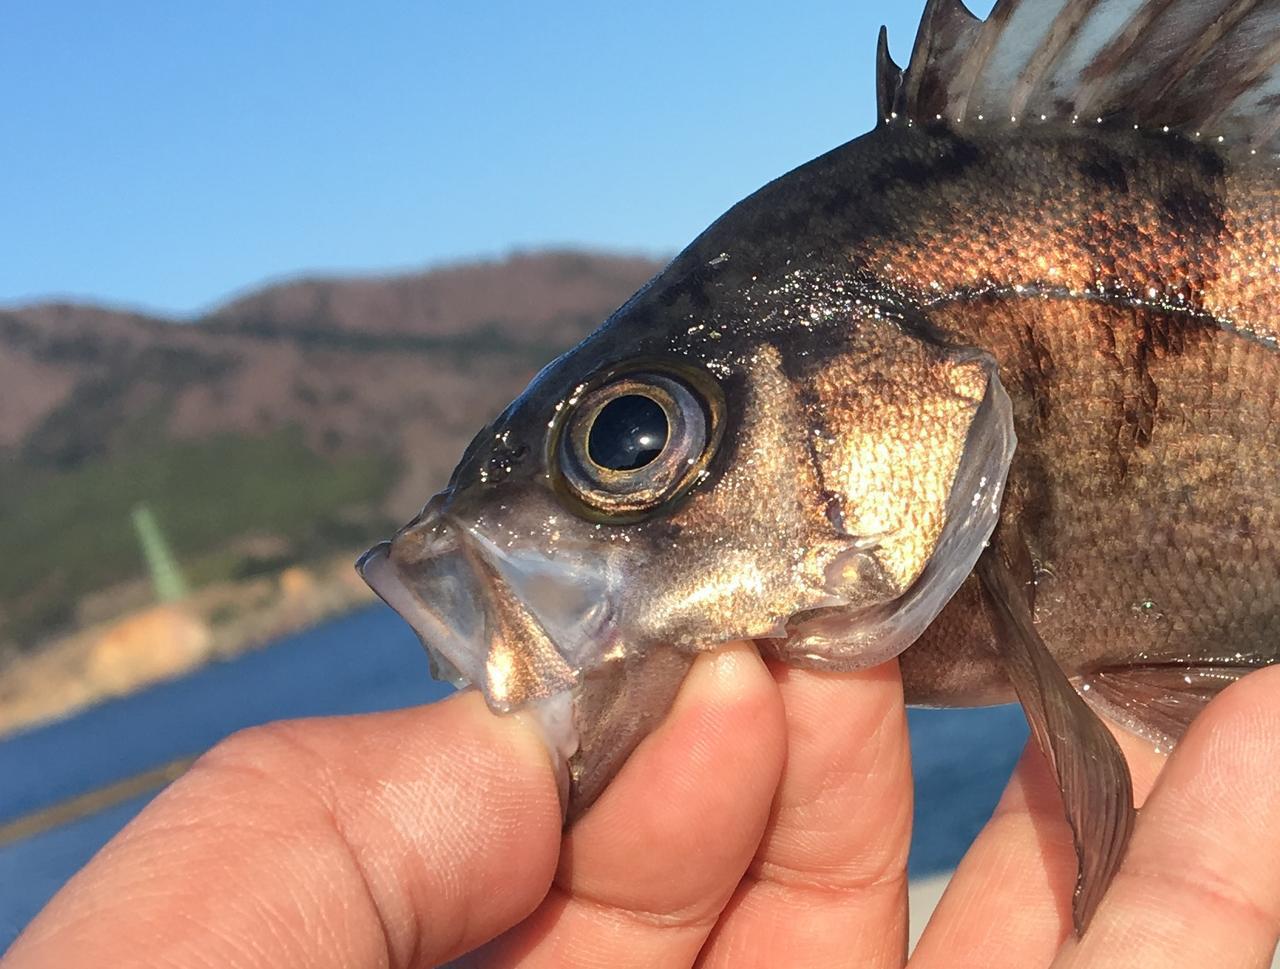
left=3, top=691, right=563, bottom=969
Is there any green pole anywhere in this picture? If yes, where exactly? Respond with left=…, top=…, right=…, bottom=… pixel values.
left=131, top=503, right=188, bottom=602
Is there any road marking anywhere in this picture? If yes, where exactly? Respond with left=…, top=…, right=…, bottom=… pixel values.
left=0, top=755, right=197, bottom=847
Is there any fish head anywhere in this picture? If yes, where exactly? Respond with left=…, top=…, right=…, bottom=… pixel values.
left=359, top=245, right=1014, bottom=811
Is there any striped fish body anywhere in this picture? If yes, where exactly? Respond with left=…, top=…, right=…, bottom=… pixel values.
left=361, top=0, right=1280, bottom=931
left=809, top=124, right=1280, bottom=722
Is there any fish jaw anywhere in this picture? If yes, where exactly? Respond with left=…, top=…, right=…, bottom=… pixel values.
left=357, top=505, right=623, bottom=712
left=360, top=535, right=583, bottom=809
left=357, top=538, right=481, bottom=689
left=358, top=504, right=694, bottom=818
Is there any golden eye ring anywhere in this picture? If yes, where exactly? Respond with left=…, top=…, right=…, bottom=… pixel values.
left=550, top=362, right=725, bottom=523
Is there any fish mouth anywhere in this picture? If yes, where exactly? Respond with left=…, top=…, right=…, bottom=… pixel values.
left=356, top=507, right=618, bottom=713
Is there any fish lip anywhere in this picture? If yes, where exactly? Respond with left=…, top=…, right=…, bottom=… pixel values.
left=355, top=541, right=390, bottom=576
left=515, top=688, right=580, bottom=817
left=356, top=549, right=582, bottom=811
left=357, top=538, right=475, bottom=687
left=457, top=522, right=619, bottom=669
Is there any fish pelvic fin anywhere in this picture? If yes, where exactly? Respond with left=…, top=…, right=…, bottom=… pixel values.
left=881, top=0, right=1280, bottom=153
left=977, top=518, right=1136, bottom=936
left=1078, top=661, right=1266, bottom=752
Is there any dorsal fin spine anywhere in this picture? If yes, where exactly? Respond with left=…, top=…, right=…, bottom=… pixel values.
left=1062, top=0, right=1174, bottom=118
left=904, top=0, right=983, bottom=121
left=877, top=25, right=905, bottom=125
left=1007, top=0, right=1099, bottom=120
left=948, top=6, right=1009, bottom=121
left=886, top=0, right=1280, bottom=154
left=1204, top=35, right=1280, bottom=136
left=1138, top=0, right=1265, bottom=109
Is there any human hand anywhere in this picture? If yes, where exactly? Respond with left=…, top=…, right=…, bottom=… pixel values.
left=4, top=642, right=1280, bottom=968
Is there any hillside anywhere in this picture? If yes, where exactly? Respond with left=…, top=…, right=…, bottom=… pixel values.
left=0, top=251, right=663, bottom=658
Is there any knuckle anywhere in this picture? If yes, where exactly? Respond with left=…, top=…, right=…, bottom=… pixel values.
left=194, top=721, right=329, bottom=792
left=750, top=853, right=907, bottom=901
left=1113, top=860, right=1280, bottom=934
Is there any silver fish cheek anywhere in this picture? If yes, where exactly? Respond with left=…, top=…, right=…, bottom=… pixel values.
left=359, top=498, right=626, bottom=712
left=609, top=330, right=1018, bottom=665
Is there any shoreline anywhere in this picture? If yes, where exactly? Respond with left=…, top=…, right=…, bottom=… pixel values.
left=0, top=554, right=377, bottom=740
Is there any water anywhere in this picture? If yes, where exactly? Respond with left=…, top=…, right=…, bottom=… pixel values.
left=0, top=605, right=1027, bottom=949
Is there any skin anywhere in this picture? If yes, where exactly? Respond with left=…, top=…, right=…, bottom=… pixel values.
left=6, top=648, right=1280, bottom=968
left=626, top=122, right=1280, bottom=706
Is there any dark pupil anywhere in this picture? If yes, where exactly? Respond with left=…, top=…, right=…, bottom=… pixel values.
left=587, top=394, right=669, bottom=471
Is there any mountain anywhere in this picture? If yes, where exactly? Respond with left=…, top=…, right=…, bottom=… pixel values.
left=0, top=251, right=663, bottom=656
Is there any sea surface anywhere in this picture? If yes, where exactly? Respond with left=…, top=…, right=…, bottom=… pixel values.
left=0, top=605, right=1027, bottom=950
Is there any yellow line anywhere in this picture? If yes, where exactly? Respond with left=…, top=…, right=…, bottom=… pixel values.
left=0, top=755, right=198, bottom=847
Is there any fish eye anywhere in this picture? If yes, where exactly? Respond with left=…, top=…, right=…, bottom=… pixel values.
left=554, top=367, right=723, bottom=522
left=587, top=394, right=668, bottom=471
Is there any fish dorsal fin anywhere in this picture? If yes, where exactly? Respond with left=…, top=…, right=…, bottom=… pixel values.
left=883, top=0, right=1280, bottom=152
left=876, top=26, right=905, bottom=125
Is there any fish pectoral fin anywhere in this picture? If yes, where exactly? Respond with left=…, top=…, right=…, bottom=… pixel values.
left=976, top=523, right=1135, bottom=936
left=1079, top=662, right=1263, bottom=753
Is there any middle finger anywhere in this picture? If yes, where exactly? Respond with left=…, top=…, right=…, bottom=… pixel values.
left=697, top=658, right=914, bottom=969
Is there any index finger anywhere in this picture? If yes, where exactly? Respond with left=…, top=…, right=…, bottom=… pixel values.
left=473, top=642, right=788, bottom=968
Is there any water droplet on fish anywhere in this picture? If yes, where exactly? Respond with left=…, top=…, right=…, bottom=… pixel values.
left=1133, top=598, right=1163, bottom=621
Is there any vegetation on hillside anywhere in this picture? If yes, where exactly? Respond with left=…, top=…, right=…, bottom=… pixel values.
left=0, top=251, right=662, bottom=659
left=0, top=431, right=397, bottom=652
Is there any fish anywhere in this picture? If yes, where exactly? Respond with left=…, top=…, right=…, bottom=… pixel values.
left=358, top=0, right=1280, bottom=932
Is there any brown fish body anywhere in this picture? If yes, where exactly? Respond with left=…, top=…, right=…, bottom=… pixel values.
left=361, top=0, right=1280, bottom=931
left=641, top=121, right=1280, bottom=722
left=820, top=126, right=1280, bottom=724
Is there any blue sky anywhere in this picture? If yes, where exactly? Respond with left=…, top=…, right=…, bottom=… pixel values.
left=2, top=1, right=994, bottom=316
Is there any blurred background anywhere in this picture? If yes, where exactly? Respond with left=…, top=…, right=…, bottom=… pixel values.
left=0, top=0, right=1023, bottom=950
